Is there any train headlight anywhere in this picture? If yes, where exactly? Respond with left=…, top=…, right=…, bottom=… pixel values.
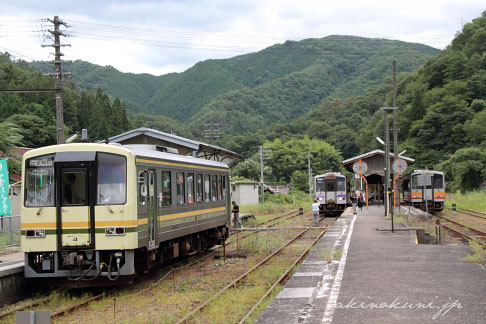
left=26, top=229, right=46, bottom=238
left=35, top=229, right=46, bottom=237
left=105, top=227, right=126, bottom=236
left=318, top=198, right=323, bottom=201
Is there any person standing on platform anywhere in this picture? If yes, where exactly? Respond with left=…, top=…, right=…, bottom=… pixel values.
left=232, top=201, right=242, bottom=229
left=312, top=200, right=320, bottom=226
left=351, top=190, right=358, bottom=215
left=358, top=192, right=364, bottom=211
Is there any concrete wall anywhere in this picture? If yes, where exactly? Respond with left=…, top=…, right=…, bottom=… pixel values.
left=231, top=182, right=259, bottom=206
left=0, top=265, right=39, bottom=307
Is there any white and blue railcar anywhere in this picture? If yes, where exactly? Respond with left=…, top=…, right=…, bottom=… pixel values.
left=314, top=172, right=347, bottom=216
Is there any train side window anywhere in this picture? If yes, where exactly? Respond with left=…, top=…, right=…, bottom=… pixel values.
left=204, top=174, right=210, bottom=202
left=196, top=174, right=203, bottom=203
left=222, top=176, right=227, bottom=201
left=211, top=175, right=217, bottom=202
left=176, top=172, right=185, bottom=205
left=411, top=175, right=419, bottom=189
left=138, top=171, right=147, bottom=206
left=161, top=171, right=171, bottom=207
left=187, top=173, right=195, bottom=204
left=218, top=175, right=223, bottom=201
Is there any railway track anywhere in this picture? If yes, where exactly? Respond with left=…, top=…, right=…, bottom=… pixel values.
left=175, top=219, right=336, bottom=324
left=455, top=208, right=486, bottom=220
left=0, top=248, right=218, bottom=322
left=435, top=214, right=486, bottom=247
left=0, top=209, right=314, bottom=322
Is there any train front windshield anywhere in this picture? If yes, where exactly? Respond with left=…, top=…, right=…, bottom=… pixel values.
left=24, top=154, right=55, bottom=207
left=24, top=152, right=127, bottom=207
left=433, top=174, right=444, bottom=189
left=337, top=179, right=345, bottom=191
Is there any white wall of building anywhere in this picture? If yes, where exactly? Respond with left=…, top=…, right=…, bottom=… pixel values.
left=231, top=182, right=259, bottom=206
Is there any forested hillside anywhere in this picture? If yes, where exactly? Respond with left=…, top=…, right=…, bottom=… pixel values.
left=6, top=12, right=486, bottom=192
left=0, top=54, right=133, bottom=147
left=250, top=11, right=486, bottom=192
left=29, top=36, right=438, bottom=125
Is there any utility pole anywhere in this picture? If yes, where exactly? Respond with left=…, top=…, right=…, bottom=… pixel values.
left=260, top=145, right=264, bottom=203
left=308, top=154, right=312, bottom=201
left=384, top=110, right=390, bottom=220
left=392, top=61, right=400, bottom=210
left=259, top=145, right=272, bottom=203
left=203, top=122, right=220, bottom=143
left=42, top=16, right=71, bottom=144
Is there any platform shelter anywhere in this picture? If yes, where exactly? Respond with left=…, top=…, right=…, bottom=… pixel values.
left=342, top=149, right=414, bottom=204
left=102, top=127, right=242, bottom=167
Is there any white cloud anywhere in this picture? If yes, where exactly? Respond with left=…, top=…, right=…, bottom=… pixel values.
left=0, top=0, right=484, bottom=75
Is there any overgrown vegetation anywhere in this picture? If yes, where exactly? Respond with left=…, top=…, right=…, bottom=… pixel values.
left=461, top=240, right=486, bottom=265
left=445, top=191, right=486, bottom=211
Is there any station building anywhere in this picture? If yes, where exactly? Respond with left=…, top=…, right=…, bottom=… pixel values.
left=342, top=149, right=414, bottom=204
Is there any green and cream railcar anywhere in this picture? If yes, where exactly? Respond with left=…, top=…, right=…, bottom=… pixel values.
left=21, top=143, right=230, bottom=285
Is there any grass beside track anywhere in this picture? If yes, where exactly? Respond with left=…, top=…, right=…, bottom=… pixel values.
left=0, top=204, right=323, bottom=324
left=445, top=191, right=486, bottom=212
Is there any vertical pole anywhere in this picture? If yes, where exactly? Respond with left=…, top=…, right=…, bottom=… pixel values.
left=9, top=215, right=13, bottom=246
left=384, top=109, right=393, bottom=232
left=384, top=110, right=389, bottom=218
left=392, top=61, right=399, bottom=210
left=260, top=145, right=264, bottom=203
left=53, top=16, right=65, bottom=144
left=308, top=154, right=312, bottom=201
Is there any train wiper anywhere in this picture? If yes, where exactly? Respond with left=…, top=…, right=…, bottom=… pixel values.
left=100, top=195, right=114, bottom=214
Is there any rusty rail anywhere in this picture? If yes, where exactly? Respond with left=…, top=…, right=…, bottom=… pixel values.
left=238, top=225, right=331, bottom=324
left=175, top=225, right=319, bottom=324
left=441, top=224, right=486, bottom=247
left=0, top=296, right=50, bottom=320
left=436, top=214, right=486, bottom=238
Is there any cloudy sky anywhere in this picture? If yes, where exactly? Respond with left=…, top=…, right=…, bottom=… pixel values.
left=0, top=1, right=484, bottom=76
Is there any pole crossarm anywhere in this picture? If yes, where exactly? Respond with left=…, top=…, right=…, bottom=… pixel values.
left=0, top=89, right=58, bottom=93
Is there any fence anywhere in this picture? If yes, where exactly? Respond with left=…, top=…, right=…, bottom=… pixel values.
left=0, top=215, right=21, bottom=248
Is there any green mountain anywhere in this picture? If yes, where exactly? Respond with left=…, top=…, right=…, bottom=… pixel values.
left=186, top=36, right=439, bottom=136
left=29, top=35, right=439, bottom=126
left=260, top=11, right=486, bottom=191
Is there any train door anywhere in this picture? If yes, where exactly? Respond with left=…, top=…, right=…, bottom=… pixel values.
left=58, top=167, right=95, bottom=249
left=325, top=179, right=336, bottom=203
left=147, top=169, right=157, bottom=249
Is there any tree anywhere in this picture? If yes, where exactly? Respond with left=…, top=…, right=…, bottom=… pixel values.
left=290, top=170, right=309, bottom=192
left=0, top=122, right=23, bottom=155
left=438, top=147, right=486, bottom=192
left=6, top=114, right=55, bottom=148
left=0, top=121, right=23, bottom=175
left=267, top=137, right=343, bottom=183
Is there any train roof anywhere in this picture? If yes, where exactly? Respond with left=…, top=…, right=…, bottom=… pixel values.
left=22, top=143, right=229, bottom=170
left=411, top=169, right=444, bottom=175
left=125, top=144, right=229, bottom=170
left=315, top=172, right=345, bottom=178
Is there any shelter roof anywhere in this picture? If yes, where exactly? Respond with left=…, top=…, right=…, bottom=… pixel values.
left=104, top=127, right=242, bottom=167
left=342, top=149, right=415, bottom=166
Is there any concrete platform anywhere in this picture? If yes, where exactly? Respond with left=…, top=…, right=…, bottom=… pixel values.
left=256, top=206, right=486, bottom=323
